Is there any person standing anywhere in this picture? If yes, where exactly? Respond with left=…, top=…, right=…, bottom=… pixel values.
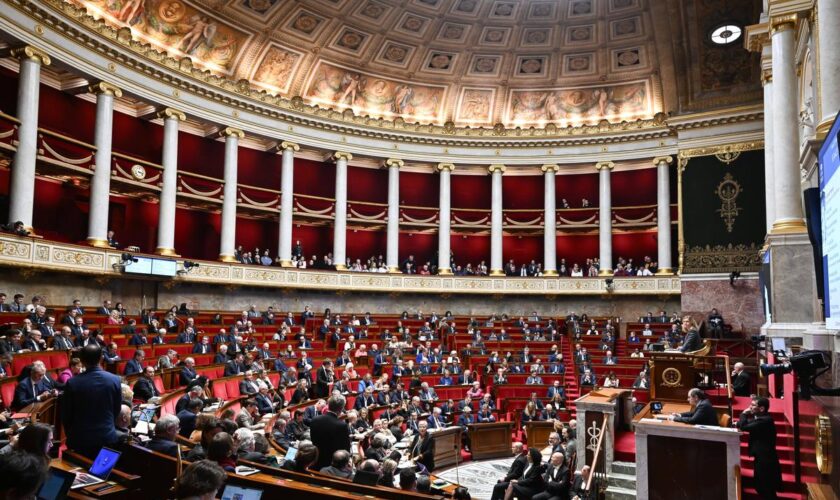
left=738, top=397, right=781, bottom=500
left=310, top=394, right=350, bottom=470
left=61, top=345, right=122, bottom=458
left=731, top=362, right=751, bottom=397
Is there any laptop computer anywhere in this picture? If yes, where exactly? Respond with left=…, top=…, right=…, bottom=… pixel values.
left=132, top=407, right=157, bottom=434
left=283, top=446, right=297, bottom=462
left=220, top=484, right=263, bottom=500
left=71, top=447, right=122, bottom=489
left=37, top=468, right=76, bottom=500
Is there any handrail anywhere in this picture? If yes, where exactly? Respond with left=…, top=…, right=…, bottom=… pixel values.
left=38, top=128, right=97, bottom=151
left=112, top=150, right=164, bottom=170
left=585, top=417, right=609, bottom=492
left=0, top=110, right=21, bottom=124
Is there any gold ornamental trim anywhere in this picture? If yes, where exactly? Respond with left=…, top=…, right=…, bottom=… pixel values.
left=437, top=163, right=455, bottom=172
left=677, top=141, right=765, bottom=169
left=384, top=158, right=405, bottom=169
left=333, top=152, right=353, bottom=162
left=815, top=414, right=832, bottom=475
left=653, top=156, right=673, bottom=166
left=9, top=45, right=51, bottom=66
left=88, top=81, right=122, bottom=98
left=595, top=161, right=615, bottom=171
left=683, top=243, right=762, bottom=274
left=488, top=164, right=506, bottom=174
left=661, top=367, right=683, bottom=388
left=278, top=141, right=300, bottom=152
left=770, top=14, right=798, bottom=34
left=220, top=127, right=245, bottom=139
left=540, top=164, right=560, bottom=173
left=157, top=108, right=186, bottom=122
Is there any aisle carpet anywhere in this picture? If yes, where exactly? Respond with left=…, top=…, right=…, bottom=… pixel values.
left=435, top=457, right=515, bottom=500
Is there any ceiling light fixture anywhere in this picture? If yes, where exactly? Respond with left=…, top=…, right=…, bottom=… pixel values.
left=710, top=24, right=742, bottom=45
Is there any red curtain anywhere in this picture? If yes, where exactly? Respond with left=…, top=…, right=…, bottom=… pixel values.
left=451, top=174, right=491, bottom=209
left=503, top=175, right=544, bottom=210
left=400, top=171, right=439, bottom=206
left=556, top=173, right=598, bottom=207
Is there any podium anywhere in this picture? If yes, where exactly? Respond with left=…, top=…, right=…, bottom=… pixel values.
left=523, top=421, right=555, bottom=451
left=573, top=388, right=634, bottom=472
left=430, top=426, right=462, bottom=468
left=635, top=418, right=741, bottom=500
left=467, top=421, right=514, bottom=460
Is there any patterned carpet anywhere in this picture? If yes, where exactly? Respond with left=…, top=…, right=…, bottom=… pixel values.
left=435, top=457, right=515, bottom=500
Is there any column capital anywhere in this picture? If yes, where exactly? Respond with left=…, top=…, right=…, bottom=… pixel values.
left=540, top=164, right=560, bottom=173
left=384, top=158, right=404, bottom=169
left=652, top=156, right=673, bottom=166
left=157, top=107, right=186, bottom=121
left=333, top=151, right=353, bottom=162
left=743, top=23, right=770, bottom=53
left=488, top=164, right=506, bottom=174
left=770, top=14, right=797, bottom=34
left=436, top=162, right=455, bottom=172
left=220, top=127, right=244, bottom=139
left=761, top=69, right=773, bottom=85
left=278, top=141, right=300, bottom=152
left=88, top=81, right=123, bottom=98
left=595, top=161, right=615, bottom=171
left=9, top=45, right=51, bottom=66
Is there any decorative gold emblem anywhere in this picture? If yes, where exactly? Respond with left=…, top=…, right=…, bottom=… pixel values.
left=815, top=414, right=832, bottom=474
left=661, top=367, right=682, bottom=387
left=130, top=165, right=147, bottom=180
left=715, top=173, right=742, bottom=232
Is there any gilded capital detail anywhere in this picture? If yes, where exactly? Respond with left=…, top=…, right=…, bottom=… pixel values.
left=279, top=141, right=300, bottom=152
left=10, top=45, right=50, bottom=66
left=488, top=164, right=506, bottom=174
left=88, top=81, right=122, bottom=97
left=385, top=158, right=404, bottom=169
left=541, top=164, right=560, bottom=173
left=595, top=161, right=615, bottom=171
left=333, top=151, right=353, bottom=162
left=157, top=107, right=186, bottom=121
left=770, top=14, right=797, bottom=34
left=437, top=163, right=455, bottom=172
left=220, top=127, right=244, bottom=139
left=653, top=156, right=673, bottom=166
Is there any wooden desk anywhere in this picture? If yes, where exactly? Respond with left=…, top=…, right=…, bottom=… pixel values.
left=467, top=421, right=514, bottom=460
left=429, top=426, right=462, bottom=469
left=50, top=458, right=135, bottom=498
left=524, top=420, right=555, bottom=449
left=635, top=417, right=741, bottom=500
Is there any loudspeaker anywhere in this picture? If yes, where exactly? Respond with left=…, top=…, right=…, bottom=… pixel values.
left=803, top=187, right=825, bottom=301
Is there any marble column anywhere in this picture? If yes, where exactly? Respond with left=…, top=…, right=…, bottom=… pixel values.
left=7, top=46, right=50, bottom=229
left=653, top=156, right=673, bottom=274
left=816, top=0, right=840, bottom=136
left=770, top=15, right=806, bottom=234
left=596, top=161, right=615, bottom=275
left=155, top=108, right=185, bottom=256
left=541, top=164, right=559, bottom=276
left=437, top=163, right=454, bottom=275
left=86, top=82, right=122, bottom=247
left=385, top=158, right=403, bottom=273
left=332, top=152, right=352, bottom=270
left=218, top=127, right=244, bottom=262
left=489, top=164, right=506, bottom=276
left=277, top=141, right=299, bottom=267
left=761, top=58, right=776, bottom=234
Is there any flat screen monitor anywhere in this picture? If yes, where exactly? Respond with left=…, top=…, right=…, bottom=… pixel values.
left=221, top=484, right=263, bottom=500
left=819, top=112, right=840, bottom=329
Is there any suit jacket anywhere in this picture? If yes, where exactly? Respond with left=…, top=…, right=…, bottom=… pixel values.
left=133, top=377, right=160, bottom=402
left=62, top=366, right=122, bottom=456
left=256, top=393, right=274, bottom=415
left=543, top=463, right=570, bottom=497
left=516, top=462, right=544, bottom=488
left=504, top=453, right=529, bottom=482
left=145, top=437, right=179, bottom=458
left=128, top=334, right=148, bottom=346
left=177, top=409, right=198, bottom=437
left=176, top=332, right=195, bottom=344
left=214, top=353, right=228, bottom=364
left=179, top=367, right=197, bottom=386
left=124, top=359, right=143, bottom=376
left=13, top=376, right=55, bottom=409
left=732, top=371, right=751, bottom=397
left=409, top=433, right=435, bottom=471
left=224, top=361, right=243, bottom=377
left=675, top=398, right=718, bottom=426
left=314, top=366, right=333, bottom=398
left=239, top=379, right=260, bottom=396
left=22, top=338, right=44, bottom=352
left=38, top=324, right=56, bottom=338
left=52, top=335, right=74, bottom=350
left=738, top=412, right=779, bottom=459
left=192, top=343, right=211, bottom=354
left=680, top=329, right=703, bottom=352
left=310, top=412, right=350, bottom=469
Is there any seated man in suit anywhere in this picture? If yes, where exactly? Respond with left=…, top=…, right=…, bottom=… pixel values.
left=213, top=345, right=229, bottom=364
left=579, top=368, right=596, bottom=386
left=236, top=399, right=265, bottom=430
left=547, top=380, right=566, bottom=400
left=427, top=407, right=446, bottom=430
left=145, top=414, right=180, bottom=457
left=179, top=357, right=198, bottom=386
left=603, top=350, right=618, bottom=365
left=176, top=398, right=202, bottom=438
left=12, top=361, right=57, bottom=410
left=133, top=366, right=161, bottom=402
left=176, top=385, right=206, bottom=414
left=490, top=442, right=529, bottom=500
left=124, top=349, right=145, bottom=376
left=534, top=451, right=570, bottom=500
left=193, top=336, right=212, bottom=354
left=224, top=353, right=245, bottom=377
left=670, top=388, right=719, bottom=426
left=239, top=370, right=261, bottom=396
left=457, top=406, right=475, bottom=450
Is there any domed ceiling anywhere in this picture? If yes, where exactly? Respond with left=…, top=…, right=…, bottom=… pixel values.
left=70, top=0, right=762, bottom=128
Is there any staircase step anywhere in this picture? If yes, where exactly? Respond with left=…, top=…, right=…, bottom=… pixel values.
left=611, top=461, right=636, bottom=475
left=605, top=485, right=637, bottom=500
left=607, top=472, right=636, bottom=490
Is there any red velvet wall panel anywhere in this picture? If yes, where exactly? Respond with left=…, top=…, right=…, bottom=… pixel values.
left=400, top=171, right=439, bottom=206
left=238, top=147, right=280, bottom=189
left=0, top=68, right=18, bottom=115
left=451, top=174, right=491, bottom=209
left=108, top=196, right=159, bottom=253
left=503, top=235, right=542, bottom=265
left=177, top=132, right=224, bottom=179
left=399, top=232, right=436, bottom=265
left=348, top=166, right=388, bottom=204
left=234, top=216, right=278, bottom=257
left=37, top=86, right=97, bottom=144
left=556, top=234, right=599, bottom=265
left=292, top=225, right=332, bottom=261
left=294, top=158, right=335, bottom=198
left=451, top=233, right=490, bottom=267
left=345, top=229, right=386, bottom=263
left=503, top=175, right=543, bottom=209
left=32, top=179, right=88, bottom=243
left=612, top=168, right=657, bottom=206
left=173, top=207, right=219, bottom=260
left=112, top=111, right=163, bottom=162
left=556, top=173, right=598, bottom=207
left=613, top=231, right=658, bottom=263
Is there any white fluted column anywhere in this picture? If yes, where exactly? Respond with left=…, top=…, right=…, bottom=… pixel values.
left=654, top=156, right=673, bottom=274
left=86, top=82, right=122, bottom=247
left=770, top=15, right=806, bottom=234
left=816, top=0, right=840, bottom=135
left=489, top=164, right=506, bottom=276
left=332, top=152, right=352, bottom=270
left=218, top=127, right=243, bottom=262
left=541, top=164, right=559, bottom=276
left=761, top=65, right=776, bottom=234
left=596, top=161, right=615, bottom=275
left=437, top=163, right=454, bottom=275
left=385, top=158, right=403, bottom=273
left=277, top=141, right=299, bottom=267
left=7, top=46, right=50, bottom=229
left=155, top=108, right=185, bottom=256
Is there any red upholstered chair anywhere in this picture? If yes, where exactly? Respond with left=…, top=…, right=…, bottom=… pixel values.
left=212, top=382, right=228, bottom=400
left=153, top=376, right=166, bottom=394
left=0, top=380, right=17, bottom=410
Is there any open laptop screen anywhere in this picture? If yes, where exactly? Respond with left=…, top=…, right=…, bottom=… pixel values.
left=89, top=448, right=121, bottom=479
left=37, top=468, right=76, bottom=500
left=221, top=484, right=263, bottom=500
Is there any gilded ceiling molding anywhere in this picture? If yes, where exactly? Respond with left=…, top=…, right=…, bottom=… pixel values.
left=677, top=141, right=766, bottom=169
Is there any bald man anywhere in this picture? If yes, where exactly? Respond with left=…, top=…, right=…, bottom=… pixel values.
left=731, top=362, right=751, bottom=397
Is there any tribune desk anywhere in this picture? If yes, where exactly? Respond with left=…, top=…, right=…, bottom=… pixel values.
left=573, top=388, right=634, bottom=472
left=467, top=421, right=515, bottom=460
left=634, top=403, right=741, bottom=500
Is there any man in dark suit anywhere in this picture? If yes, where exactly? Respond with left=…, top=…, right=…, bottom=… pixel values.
left=310, top=395, right=351, bottom=470
left=97, top=300, right=112, bottom=316
left=69, top=316, right=85, bottom=338
left=133, top=366, right=160, bottom=402
left=124, top=349, right=145, bottom=376
left=62, top=345, right=123, bottom=459
left=176, top=398, right=202, bottom=438
left=213, top=345, right=229, bottom=364
left=670, top=388, right=718, bottom=426
left=314, top=359, right=334, bottom=399
left=224, top=353, right=245, bottom=377
left=192, top=336, right=212, bottom=354
left=491, top=443, right=528, bottom=500
left=533, top=451, right=570, bottom=500
left=52, top=326, right=76, bottom=350
left=145, top=414, right=180, bottom=458
left=176, top=386, right=205, bottom=414
left=738, top=397, right=781, bottom=500
left=12, top=361, right=56, bottom=409
left=239, top=370, right=260, bottom=396
left=679, top=316, right=703, bottom=353
left=120, top=319, right=137, bottom=335
left=179, top=357, right=197, bottom=386
left=38, top=316, right=57, bottom=339
left=731, top=362, right=751, bottom=397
